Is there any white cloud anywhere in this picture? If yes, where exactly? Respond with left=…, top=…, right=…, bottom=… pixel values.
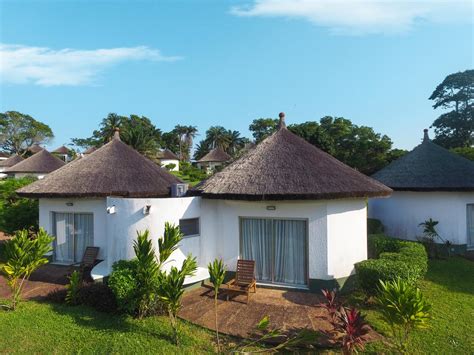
left=230, top=0, right=473, bottom=34
left=0, top=44, right=182, bottom=86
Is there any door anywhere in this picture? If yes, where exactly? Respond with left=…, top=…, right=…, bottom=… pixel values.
left=467, top=205, right=474, bottom=249
left=240, top=218, right=308, bottom=287
left=53, top=212, right=94, bottom=263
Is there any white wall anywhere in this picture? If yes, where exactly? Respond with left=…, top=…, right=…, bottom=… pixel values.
left=105, top=196, right=201, bottom=270
left=15, top=172, right=46, bottom=179
left=160, top=159, right=179, bottom=171
left=39, top=198, right=108, bottom=260
left=327, top=199, right=367, bottom=279
left=369, top=191, right=474, bottom=245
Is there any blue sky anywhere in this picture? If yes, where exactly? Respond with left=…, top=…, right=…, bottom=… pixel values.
left=0, top=0, right=472, bottom=150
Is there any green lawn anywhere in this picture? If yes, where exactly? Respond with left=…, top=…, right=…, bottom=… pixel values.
left=0, top=301, right=217, bottom=354
left=358, top=257, right=474, bottom=354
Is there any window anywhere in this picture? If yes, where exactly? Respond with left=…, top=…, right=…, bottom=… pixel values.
left=179, top=218, right=200, bottom=237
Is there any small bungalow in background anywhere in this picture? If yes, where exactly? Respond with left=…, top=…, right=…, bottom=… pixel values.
left=18, top=115, right=391, bottom=291
left=28, top=144, right=44, bottom=155
left=196, top=147, right=231, bottom=173
left=0, top=152, right=10, bottom=161
left=5, top=149, right=65, bottom=179
left=83, top=146, right=97, bottom=155
left=52, top=146, right=72, bottom=162
left=369, top=129, right=474, bottom=252
left=157, top=149, right=180, bottom=171
left=0, top=155, right=24, bottom=178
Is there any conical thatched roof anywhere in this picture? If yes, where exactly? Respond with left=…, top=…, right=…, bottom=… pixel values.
left=6, top=150, right=65, bottom=174
left=52, top=146, right=70, bottom=154
left=157, top=149, right=179, bottom=160
left=0, top=155, right=24, bottom=168
left=0, top=152, right=10, bottom=159
left=191, top=113, right=391, bottom=201
left=83, top=146, right=97, bottom=154
left=372, top=130, right=474, bottom=191
left=17, top=130, right=182, bottom=198
left=197, top=147, right=231, bottom=163
left=28, top=144, right=44, bottom=154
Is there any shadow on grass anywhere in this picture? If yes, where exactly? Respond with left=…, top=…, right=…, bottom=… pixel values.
left=423, top=257, right=474, bottom=295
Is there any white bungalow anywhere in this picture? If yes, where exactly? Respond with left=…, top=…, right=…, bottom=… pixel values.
left=196, top=147, right=231, bottom=173
left=0, top=155, right=24, bottom=179
left=5, top=149, right=65, bottom=179
left=18, top=116, right=391, bottom=290
left=157, top=149, right=180, bottom=171
left=369, top=129, right=474, bottom=251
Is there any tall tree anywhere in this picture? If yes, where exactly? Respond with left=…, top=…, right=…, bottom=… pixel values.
left=161, top=131, right=180, bottom=154
left=205, top=126, right=231, bottom=150
left=0, top=111, right=54, bottom=155
left=429, top=69, right=473, bottom=148
left=249, top=118, right=279, bottom=143
left=193, top=127, right=249, bottom=160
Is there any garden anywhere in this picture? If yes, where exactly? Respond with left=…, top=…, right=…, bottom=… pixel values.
left=0, top=217, right=473, bottom=353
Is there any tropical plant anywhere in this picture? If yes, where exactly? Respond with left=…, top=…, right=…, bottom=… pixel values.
left=157, top=255, right=197, bottom=345
left=173, top=125, right=198, bottom=161
left=133, top=230, right=160, bottom=318
left=157, top=222, right=183, bottom=268
left=208, top=258, right=226, bottom=350
left=419, top=218, right=440, bottom=241
left=320, top=289, right=339, bottom=320
left=376, top=278, right=431, bottom=352
left=332, top=307, right=370, bottom=354
left=164, top=163, right=176, bottom=171
left=65, top=270, right=82, bottom=305
left=0, top=228, right=54, bottom=310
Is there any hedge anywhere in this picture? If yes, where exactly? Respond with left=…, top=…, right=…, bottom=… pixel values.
left=355, top=234, right=428, bottom=294
left=367, top=218, right=384, bottom=235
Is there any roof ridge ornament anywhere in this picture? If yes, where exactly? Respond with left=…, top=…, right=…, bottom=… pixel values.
left=278, top=112, right=286, bottom=129
left=113, top=127, right=121, bottom=141
left=423, top=128, right=429, bottom=142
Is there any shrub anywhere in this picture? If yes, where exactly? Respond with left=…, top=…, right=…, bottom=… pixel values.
left=367, top=218, right=384, bottom=235
left=65, top=270, right=81, bottom=305
left=108, top=259, right=139, bottom=314
left=77, top=283, right=118, bottom=313
left=164, top=163, right=176, bottom=171
left=46, top=288, right=67, bottom=303
left=356, top=235, right=427, bottom=295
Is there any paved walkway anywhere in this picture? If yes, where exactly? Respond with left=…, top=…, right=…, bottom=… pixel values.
left=179, top=285, right=381, bottom=344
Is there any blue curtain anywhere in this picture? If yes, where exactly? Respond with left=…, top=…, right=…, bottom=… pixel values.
left=74, top=214, right=94, bottom=262
left=241, top=218, right=273, bottom=282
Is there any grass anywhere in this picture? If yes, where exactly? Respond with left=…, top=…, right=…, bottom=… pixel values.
left=354, top=257, right=474, bottom=354
left=0, top=301, right=217, bottom=354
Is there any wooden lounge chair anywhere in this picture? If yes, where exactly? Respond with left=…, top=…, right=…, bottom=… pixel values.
left=225, top=259, right=257, bottom=304
left=70, top=246, right=100, bottom=282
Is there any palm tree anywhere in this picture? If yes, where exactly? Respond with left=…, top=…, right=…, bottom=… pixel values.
left=206, top=126, right=231, bottom=150
left=226, top=130, right=247, bottom=156
left=99, top=113, right=124, bottom=143
left=193, top=140, right=210, bottom=160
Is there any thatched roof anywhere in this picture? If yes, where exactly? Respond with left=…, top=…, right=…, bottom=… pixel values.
left=197, top=147, right=231, bottom=163
left=372, top=130, right=474, bottom=191
left=0, top=155, right=24, bottom=168
left=17, top=130, right=182, bottom=198
left=52, top=146, right=70, bottom=154
left=191, top=113, right=391, bottom=201
left=157, top=149, right=179, bottom=160
left=83, top=146, right=97, bottom=154
left=28, top=144, right=44, bottom=154
left=0, top=152, right=10, bottom=159
left=6, top=150, right=65, bottom=174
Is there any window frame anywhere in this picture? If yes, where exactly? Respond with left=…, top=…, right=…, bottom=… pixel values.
left=179, top=217, right=200, bottom=238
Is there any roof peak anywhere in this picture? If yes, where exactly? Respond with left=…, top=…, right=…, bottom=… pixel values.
left=423, top=128, right=430, bottom=142
left=278, top=112, right=286, bottom=129
left=113, top=128, right=121, bottom=141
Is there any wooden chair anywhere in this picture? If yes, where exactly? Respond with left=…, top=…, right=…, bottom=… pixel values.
left=225, top=259, right=257, bottom=304
left=70, top=246, right=100, bottom=282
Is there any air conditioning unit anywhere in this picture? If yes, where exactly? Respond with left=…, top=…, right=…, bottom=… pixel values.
left=171, top=183, right=188, bottom=197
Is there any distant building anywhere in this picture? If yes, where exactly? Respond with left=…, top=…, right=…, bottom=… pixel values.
left=157, top=149, right=180, bottom=171
left=52, top=146, right=72, bottom=162
left=0, top=155, right=24, bottom=178
left=5, top=149, right=65, bottom=179
left=196, top=147, right=231, bottom=173
left=0, top=152, right=10, bottom=161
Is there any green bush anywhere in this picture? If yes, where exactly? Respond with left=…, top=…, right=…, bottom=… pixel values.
left=107, top=259, right=139, bottom=314
left=356, top=235, right=428, bottom=295
left=77, top=283, right=118, bottom=313
left=367, top=218, right=384, bottom=235
left=0, top=177, right=38, bottom=234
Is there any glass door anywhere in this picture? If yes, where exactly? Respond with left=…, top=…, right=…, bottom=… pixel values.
left=53, top=212, right=94, bottom=263
left=240, top=218, right=308, bottom=287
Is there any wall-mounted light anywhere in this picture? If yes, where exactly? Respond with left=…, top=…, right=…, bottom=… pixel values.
left=66, top=202, right=74, bottom=207
left=143, top=205, right=152, bottom=215
left=266, top=205, right=276, bottom=211
left=106, top=205, right=116, bottom=214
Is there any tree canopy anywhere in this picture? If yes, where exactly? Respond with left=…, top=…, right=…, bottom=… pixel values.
left=0, top=111, right=54, bottom=155
left=248, top=118, right=279, bottom=144
left=429, top=69, right=473, bottom=148
left=193, top=126, right=248, bottom=160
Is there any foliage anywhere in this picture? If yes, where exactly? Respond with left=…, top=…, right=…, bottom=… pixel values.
left=71, top=113, right=162, bottom=159
left=451, top=146, right=474, bottom=160
left=332, top=307, right=369, bottom=354
left=164, top=163, right=176, bottom=171
left=0, top=301, right=218, bottom=353
left=419, top=218, right=440, bottom=241
left=77, top=283, right=118, bottom=313
left=193, top=126, right=249, bottom=160
left=157, top=255, right=197, bottom=345
left=171, top=162, right=207, bottom=186
left=0, top=177, right=39, bottom=235
left=429, top=69, right=473, bottom=148
left=0, top=228, right=54, bottom=309
left=161, top=131, right=180, bottom=155
left=367, top=218, right=384, bottom=236
left=375, top=278, right=431, bottom=352
left=108, top=259, right=139, bottom=314
left=65, top=271, right=82, bottom=305
left=207, top=258, right=226, bottom=350
left=249, top=118, right=279, bottom=143
left=356, top=235, right=428, bottom=294
left=320, top=289, right=339, bottom=319
left=172, top=125, right=198, bottom=161
left=0, top=111, right=54, bottom=155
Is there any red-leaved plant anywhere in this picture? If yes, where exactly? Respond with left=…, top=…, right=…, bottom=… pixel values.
left=333, top=307, right=370, bottom=354
left=320, top=289, right=339, bottom=320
